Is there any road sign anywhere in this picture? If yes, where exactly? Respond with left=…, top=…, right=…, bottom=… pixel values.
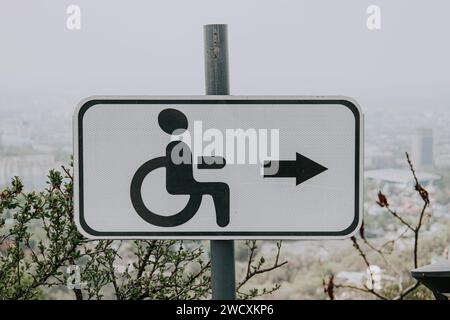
left=74, top=96, right=363, bottom=239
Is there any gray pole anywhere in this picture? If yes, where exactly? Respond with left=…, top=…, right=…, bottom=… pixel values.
left=203, top=24, right=236, bottom=300
left=204, top=24, right=230, bottom=95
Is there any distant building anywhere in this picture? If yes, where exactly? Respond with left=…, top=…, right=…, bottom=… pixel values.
left=365, top=168, right=440, bottom=186
left=365, top=168, right=440, bottom=196
left=0, top=154, right=58, bottom=190
left=412, top=128, right=434, bottom=170
left=0, top=120, right=33, bottom=149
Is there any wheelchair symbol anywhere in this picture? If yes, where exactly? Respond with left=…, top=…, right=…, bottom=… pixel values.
left=130, top=108, right=230, bottom=228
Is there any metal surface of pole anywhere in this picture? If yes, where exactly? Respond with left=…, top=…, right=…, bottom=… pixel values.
left=203, top=24, right=236, bottom=300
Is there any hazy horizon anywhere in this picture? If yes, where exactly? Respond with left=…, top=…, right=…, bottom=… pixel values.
left=1, top=0, right=449, bottom=113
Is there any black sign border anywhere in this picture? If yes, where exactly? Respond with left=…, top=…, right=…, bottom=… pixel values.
left=77, top=98, right=361, bottom=238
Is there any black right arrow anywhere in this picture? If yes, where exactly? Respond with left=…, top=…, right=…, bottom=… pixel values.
left=263, top=152, right=328, bottom=186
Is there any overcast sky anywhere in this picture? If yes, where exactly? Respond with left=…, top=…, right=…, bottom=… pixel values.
left=1, top=0, right=449, bottom=111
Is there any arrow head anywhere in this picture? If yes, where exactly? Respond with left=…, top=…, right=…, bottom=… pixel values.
left=295, top=152, right=328, bottom=186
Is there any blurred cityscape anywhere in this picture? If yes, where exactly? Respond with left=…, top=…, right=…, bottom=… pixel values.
left=2, top=96, right=450, bottom=189
left=0, top=96, right=72, bottom=190
left=1, top=95, right=450, bottom=299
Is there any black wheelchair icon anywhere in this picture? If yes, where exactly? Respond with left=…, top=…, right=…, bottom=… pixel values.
left=130, top=108, right=230, bottom=228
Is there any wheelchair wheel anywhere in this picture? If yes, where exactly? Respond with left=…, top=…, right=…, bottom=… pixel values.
left=130, top=156, right=202, bottom=227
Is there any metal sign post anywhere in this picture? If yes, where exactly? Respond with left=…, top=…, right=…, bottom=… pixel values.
left=204, top=24, right=236, bottom=300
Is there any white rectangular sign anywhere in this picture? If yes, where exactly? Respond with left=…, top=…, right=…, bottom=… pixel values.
left=74, top=96, right=363, bottom=239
